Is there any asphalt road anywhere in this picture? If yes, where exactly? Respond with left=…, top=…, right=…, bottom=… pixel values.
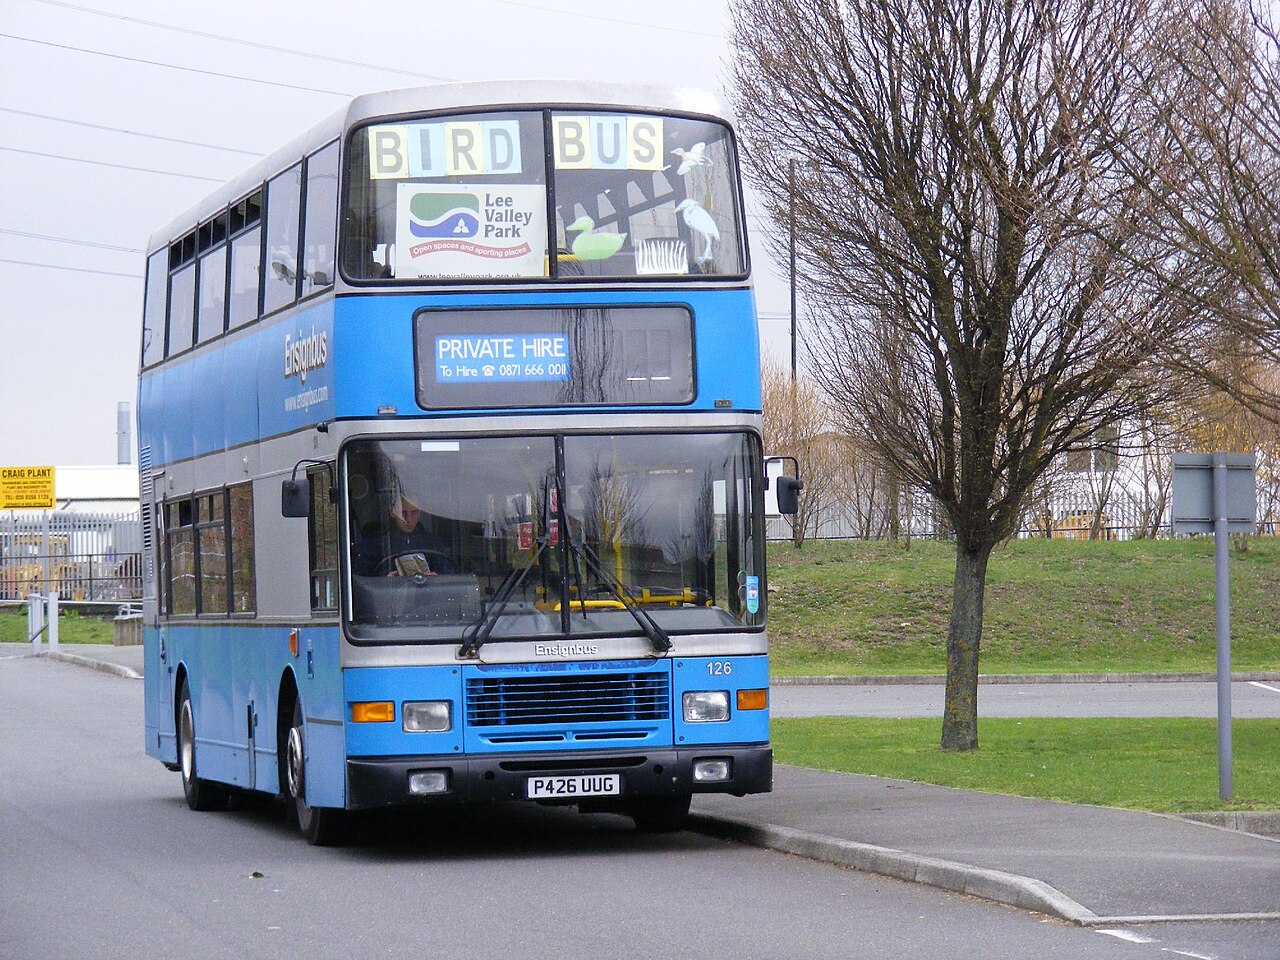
left=8, top=643, right=1279, bottom=719
left=4, top=656, right=1269, bottom=960
left=772, top=679, right=1280, bottom=718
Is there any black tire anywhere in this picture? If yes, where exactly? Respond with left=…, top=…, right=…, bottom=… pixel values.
left=177, top=681, right=230, bottom=812
left=285, top=699, right=347, bottom=846
left=630, top=793, right=691, bottom=833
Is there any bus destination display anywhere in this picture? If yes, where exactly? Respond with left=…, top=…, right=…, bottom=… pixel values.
left=435, top=333, right=570, bottom=383
left=416, top=305, right=694, bottom=409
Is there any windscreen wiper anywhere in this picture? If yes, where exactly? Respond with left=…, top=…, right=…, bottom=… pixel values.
left=565, top=536, right=673, bottom=655
left=459, top=536, right=548, bottom=660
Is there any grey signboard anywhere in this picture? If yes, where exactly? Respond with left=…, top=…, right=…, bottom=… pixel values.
left=1171, top=452, right=1257, bottom=535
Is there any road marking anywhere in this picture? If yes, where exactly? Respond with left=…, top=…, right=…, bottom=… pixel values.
left=1162, top=950, right=1215, bottom=960
left=1097, top=930, right=1157, bottom=943
left=1248, top=681, right=1280, bottom=695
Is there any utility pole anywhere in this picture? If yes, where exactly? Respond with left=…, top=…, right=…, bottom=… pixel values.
left=788, top=157, right=797, bottom=382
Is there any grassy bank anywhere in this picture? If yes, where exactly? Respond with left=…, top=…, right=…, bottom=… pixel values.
left=767, top=537, right=1280, bottom=676
left=774, top=716, right=1280, bottom=812
left=0, top=610, right=113, bottom=644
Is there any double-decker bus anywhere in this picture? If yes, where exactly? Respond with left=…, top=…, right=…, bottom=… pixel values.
left=138, top=81, right=798, bottom=844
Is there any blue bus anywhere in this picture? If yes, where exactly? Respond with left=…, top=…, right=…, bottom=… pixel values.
left=138, top=81, right=798, bottom=844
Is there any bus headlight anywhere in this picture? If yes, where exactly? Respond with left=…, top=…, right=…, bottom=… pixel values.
left=402, top=701, right=452, bottom=733
left=683, top=690, right=730, bottom=722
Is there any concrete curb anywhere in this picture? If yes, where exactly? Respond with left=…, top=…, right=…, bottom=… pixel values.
left=38, top=650, right=142, bottom=680
left=773, top=671, right=1280, bottom=685
left=686, top=812, right=1099, bottom=925
left=1172, top=810, right=1280, bottom=841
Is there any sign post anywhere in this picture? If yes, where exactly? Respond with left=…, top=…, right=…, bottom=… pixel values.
left=1171, top=452, right=1256, bottom=800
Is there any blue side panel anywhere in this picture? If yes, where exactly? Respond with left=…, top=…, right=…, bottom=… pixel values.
left=294, top=627, right=345, bottom=808
left=137, top=298, right=334, bottom=469
left=222, top=331, right=259, bottom=449
left=146, top=624, right=345, bottom=805
left=138, top=288, right=755, bottom=468
left=332, top=288, right=762, bottom=420
left=672, top=654, right=769, bottom=747
left=258, top=302, right=337, bottom=440
left=160, top=363, right=194, bottom=466
left=343, top=666, right=465, bottom=757
left=190, top=344, right=226, bottom=457
left=143, top=625, right=176, bottom=763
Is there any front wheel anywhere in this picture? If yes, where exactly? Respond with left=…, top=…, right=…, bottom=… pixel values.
left=285, top=699, right=346, bottom=846
left=630, top=793, right=691, bottom=833
left=177, top=681, right=229, bottom=812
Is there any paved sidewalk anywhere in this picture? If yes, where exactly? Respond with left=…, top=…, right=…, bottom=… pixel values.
left=1, top=642, right=142, bottom=677
left=14, top=641, right=1279, bottom=927
left=692, top=766, right=1280, bottom=925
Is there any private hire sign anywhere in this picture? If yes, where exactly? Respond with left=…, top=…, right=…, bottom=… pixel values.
left=1, top=466, right=56, bottom=510
left=435, top=333, right=569, bottom=383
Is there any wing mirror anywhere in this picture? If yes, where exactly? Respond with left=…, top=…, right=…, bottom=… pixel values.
left=765, top=456, right=804, bottom=516
left=775, top=475, right=803, bottom=516
left=281, top=476, right=311, bottom=518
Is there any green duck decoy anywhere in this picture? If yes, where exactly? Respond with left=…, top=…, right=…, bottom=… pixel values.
left=566, top=216, right=627, bottom=261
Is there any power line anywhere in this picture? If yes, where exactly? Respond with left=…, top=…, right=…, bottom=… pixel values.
left=0, top=34, right=353, bottom=97
left=0, top=107, right=263, bottom=157
left=0, top=257, right=141, bottom=279
left=484, top=0, right=722, bottom=39
left=0, top=229, right=142, bottom=253
left=27, top=0, right=458, bottom=82
left=1, top=146, right=225, bottom=182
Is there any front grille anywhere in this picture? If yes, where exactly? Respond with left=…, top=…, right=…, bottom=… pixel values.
left=466, top=671, right=671, bottom=727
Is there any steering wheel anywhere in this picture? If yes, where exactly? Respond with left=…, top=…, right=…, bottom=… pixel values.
left=373, top=550, right=451, bottom=581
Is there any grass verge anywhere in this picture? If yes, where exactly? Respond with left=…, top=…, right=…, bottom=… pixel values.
left=773, top=716, right=1280, bottom=812
left=0, top=611, right=114, bottom=644
left=768, top=537, right=1280, bottom=676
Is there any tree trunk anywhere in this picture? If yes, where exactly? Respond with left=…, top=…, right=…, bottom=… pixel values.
left=885, top=472, right=902, bottom=543
left=942, top=540, right=993, bottom=751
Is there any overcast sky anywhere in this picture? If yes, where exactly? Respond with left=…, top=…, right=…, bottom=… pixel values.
left=0, top=0, right=795, bottom=467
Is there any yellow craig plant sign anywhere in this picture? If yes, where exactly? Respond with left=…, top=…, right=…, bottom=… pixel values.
left=1, top=466, right=56, bottom=510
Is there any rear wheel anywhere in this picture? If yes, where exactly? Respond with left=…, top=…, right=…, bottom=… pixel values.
left=177, top=681, right=229, bottom=812
left=285, top=699, right=346, bottom=846
left=630, top=793, right=691, bottom=833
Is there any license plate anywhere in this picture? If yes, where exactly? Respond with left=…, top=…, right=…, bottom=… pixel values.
left=526, top=774, right=621, bottom=799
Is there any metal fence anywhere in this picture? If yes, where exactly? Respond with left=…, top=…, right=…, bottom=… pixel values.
left=767, top=480, right=1280, bottom=543
left=0, top=510, right=142, bottom=602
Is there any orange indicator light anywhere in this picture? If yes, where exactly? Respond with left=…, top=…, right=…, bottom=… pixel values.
left=289, top=629, right=299, bottom=657
left=351, top=701, right=395, bottom=723
left=737, top=689, right=768, bottom=711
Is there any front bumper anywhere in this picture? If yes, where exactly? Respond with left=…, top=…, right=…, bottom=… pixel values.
left=346, top=743, right=772, bottom=810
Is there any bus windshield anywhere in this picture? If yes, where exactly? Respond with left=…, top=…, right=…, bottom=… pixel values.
left=343, top=110, right=745, bottom=282
left=344, top=432, right=763, bottom=643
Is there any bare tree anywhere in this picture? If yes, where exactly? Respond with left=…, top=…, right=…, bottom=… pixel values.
left=761, top=360, right=842, bottom=546
left=1120, top=0, right=1280, bottom=420
left=732, top=0, right=1199, bottom=749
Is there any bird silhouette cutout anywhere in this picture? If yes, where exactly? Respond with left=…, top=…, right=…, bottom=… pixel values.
left=566, top=216, right=627, bottom=260
left=671, top=143, right=710, bottom=176
left=676, top=199, right=719, bottom=261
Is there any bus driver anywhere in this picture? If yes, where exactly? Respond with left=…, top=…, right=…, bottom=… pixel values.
left=354, top=494, right=452, bottom=577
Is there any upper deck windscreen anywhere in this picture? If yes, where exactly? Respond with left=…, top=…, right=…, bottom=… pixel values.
left=343, top=109, right=745, bottom=282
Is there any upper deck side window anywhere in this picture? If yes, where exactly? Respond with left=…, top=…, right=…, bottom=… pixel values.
left=342, top=108, right=745, bottom=284
left=264, top=163, right=303, bottom=315
left=228, top=190, right=264, bottom=330
left=301, top=142, right=339, bottom=299
left=196, top=210, right=230, bottom=345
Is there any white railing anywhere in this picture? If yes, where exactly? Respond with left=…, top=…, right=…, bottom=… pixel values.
left=27, top=591, right=59, bottom=652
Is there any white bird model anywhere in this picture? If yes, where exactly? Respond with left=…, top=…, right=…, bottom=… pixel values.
left=670, top=142, right=710, bottom=176
left=676, top=199, right=719, bottom=262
